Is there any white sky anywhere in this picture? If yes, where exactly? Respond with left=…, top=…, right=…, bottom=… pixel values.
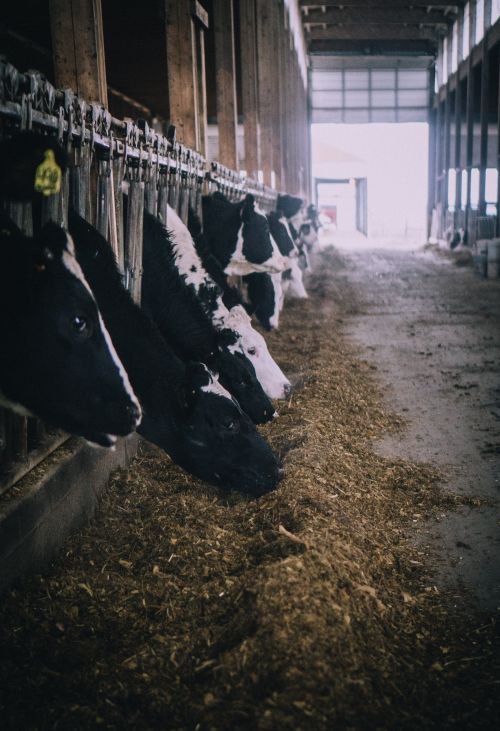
left=311, top=123, right=429, bottom=237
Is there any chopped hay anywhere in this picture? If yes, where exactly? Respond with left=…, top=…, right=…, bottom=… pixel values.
left=0, top=248, right=498, bottom=730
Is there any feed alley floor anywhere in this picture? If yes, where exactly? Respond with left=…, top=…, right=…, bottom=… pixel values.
left=0, top=236, right=499, bottom=730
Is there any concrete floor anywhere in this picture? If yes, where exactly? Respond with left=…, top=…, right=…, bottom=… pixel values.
left=328, top=232, right=500, bottom=613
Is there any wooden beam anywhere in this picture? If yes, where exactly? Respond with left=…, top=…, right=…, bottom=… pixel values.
left=300, top=0, right=465, bottom=7
left=49, top=0, right=108, bottom=104
left=309, top=38, right=437, bottom=54
left=166, top=0, right=198, bottom=150
left=270, top=0, right=283, bottom=189
left=239, top=0, right=260, bottom=178
left=303, top=8, right=456, bottom=24
left=305, top=25, right=444, bottom=41
left=256, top=0, right=274, bottom=187
left=213, top=0, right=238, bottom=169
left=478, top=42, right=489, bottom=214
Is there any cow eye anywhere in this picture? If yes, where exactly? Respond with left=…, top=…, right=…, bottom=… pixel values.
left=247, top=347, right=257, bottom=356
left=224, top=419, right=239, bottom=433
left=71, top=315, right=92, bottom=337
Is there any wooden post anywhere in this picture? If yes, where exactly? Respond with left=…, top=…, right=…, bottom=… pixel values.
left=478, top=43, right=489, bottom=214
left=465, top=56, right=474, bottom=218
left=454, top=75, right=462, bottom=215
left=240, top=0, right=260, bottom=178
left=166, top=0, right=199, bottom=150
left=270, top=0, right=282, bottom=189
left=443, top=81, right=451, bottom=215
left=49, top=0, right=108, bottom=104
left=256, top=0, right=274, bottom=187
left=213, top=0, right=238, bottom=169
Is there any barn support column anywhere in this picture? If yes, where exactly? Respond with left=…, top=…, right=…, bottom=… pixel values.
left=427, top=106, right=437, bottom=239
left=270, top=0, right=283, bottom=190
left=239, top=0, right=260, bottom=179
left=497, top=53, right=500, bottom=236
left=435, top=98, right=444, bottom=234
left=49, top=0, right=108, bottom=105
left=427, top=63, right=436, bottom=239
left=166, top=0, right=203, bottom=151
left=213, top=0, right=238, bottom=169
left=256, top=0, right=274, bottom=187
left=464, top=56, right=474, bottom=232
left=478, top=42, right=489, bottom=215
left=454, top=75, right=463, bottom=218
left=443, top=81, right=452, bottom=220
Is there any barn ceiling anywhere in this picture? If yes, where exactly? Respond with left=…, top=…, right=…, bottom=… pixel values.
left=300, top=1, right=466, bottom=55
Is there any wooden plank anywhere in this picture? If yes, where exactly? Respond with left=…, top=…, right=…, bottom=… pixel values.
left=270, top=0, right=283, bottom=189
left=256, top=0, right=274, bottom=186
left=166, top=0, right=198, bottom=150
left=239, top=0, right=260, bottom=178
left=454, top=71, right=462, bottom=212
left=213, top=0, right=238, bottom=169
left=49, top=0, right=108, bottom=104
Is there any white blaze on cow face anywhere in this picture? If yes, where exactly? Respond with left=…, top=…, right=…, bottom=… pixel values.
left=224, top=306, right=291, bottom=400
left=62, top=232, right=142, bottom=428
left=225, top=206, right=287, bottom=277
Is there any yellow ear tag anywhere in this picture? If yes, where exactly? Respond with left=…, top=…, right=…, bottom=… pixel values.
left=34, top=149, right=62, bottom=196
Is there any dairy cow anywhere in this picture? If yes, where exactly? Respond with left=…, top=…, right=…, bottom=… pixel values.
left=0, top=214, right=141, bottom=447
left=202, top=192, right=286, bottom=276
left=173, top=204, right=292, bottom=399
left=69, top=209, right=283, bottom=495
left=139, top=205, right=275, bottom=424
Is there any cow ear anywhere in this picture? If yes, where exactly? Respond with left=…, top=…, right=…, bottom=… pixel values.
left=241, top=194, right=255, bottom=222
left=217, top=328, right=238, bottom=348
left=34, top=221, right=70, bottom=264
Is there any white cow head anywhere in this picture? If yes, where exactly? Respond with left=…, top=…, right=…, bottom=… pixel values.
left=224, top=305, right=291, bottom=400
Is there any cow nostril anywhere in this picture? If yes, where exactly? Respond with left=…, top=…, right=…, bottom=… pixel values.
left=277, top=467, right=285, bottom=481
left=283, top=383, right=292, bottom=397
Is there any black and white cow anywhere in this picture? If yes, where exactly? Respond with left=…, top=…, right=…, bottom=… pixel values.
left=139, top=205, right=275, bottom=424
left=268, top=209, right=307, bottom=303
left=243, top=272, right=282, bottom=331
left=69, top=209, right=283, bottom=496
left=166, top=204, right=292, bottom=399
left=0, top=214, right=141, bottom=447
left=202, top=192, right=286, bottom=276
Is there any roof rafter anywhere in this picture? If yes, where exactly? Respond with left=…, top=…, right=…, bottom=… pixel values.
left=302, top=8, right=457, bottom=25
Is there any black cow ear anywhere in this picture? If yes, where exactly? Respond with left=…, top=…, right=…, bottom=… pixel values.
left=34, top=221, right=69, bottom=264
left=217, top=328, right=238, bottom=348
left=241, top=194, right=255, bottom=222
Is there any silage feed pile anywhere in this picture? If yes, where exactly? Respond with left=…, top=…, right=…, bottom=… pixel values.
left=1, top=248, right=498, bottom=731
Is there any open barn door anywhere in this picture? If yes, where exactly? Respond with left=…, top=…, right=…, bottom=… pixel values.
left=310, top=55, right=432, bottom=124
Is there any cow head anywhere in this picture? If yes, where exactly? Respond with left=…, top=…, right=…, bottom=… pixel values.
left=267, top=211, right=295, bottom=258
left=0, top=217, right=141, bottom=446
left=168, top=363, right=283, bottom=496
left=208, top=344, right=275, bottom=424
left=202, top=192, right=286, bottom=276
left=224, top=306, right=291, bottom=400
left=277, top=194, right=303, bottom=221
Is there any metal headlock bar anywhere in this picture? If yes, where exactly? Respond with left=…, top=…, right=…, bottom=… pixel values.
left=0, top=59, right=283, bottom=495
